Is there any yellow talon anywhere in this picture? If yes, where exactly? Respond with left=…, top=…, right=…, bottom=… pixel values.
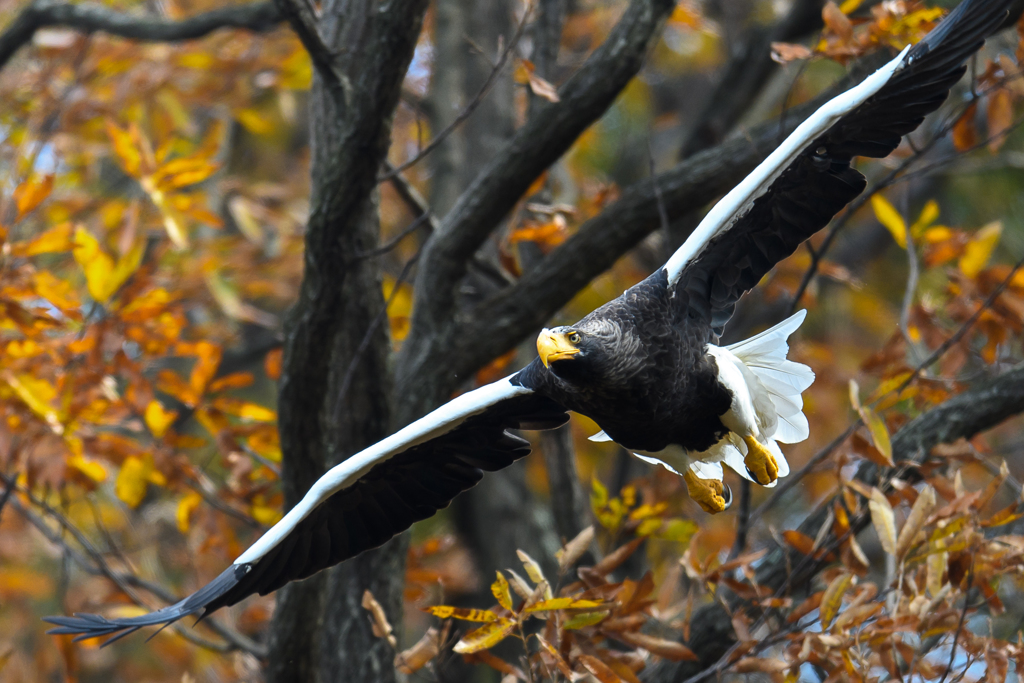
left=743, top=435, right=778, bottom=486
left=683, top=470, right=728, bottom=514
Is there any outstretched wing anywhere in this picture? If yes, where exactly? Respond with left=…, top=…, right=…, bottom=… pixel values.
left=45, top=374, right=567, bottom=644
left=665, top=0, right=1009, bottom=336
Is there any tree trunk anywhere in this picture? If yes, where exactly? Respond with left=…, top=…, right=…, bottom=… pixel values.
left=267, top=0, right=427, bottom=680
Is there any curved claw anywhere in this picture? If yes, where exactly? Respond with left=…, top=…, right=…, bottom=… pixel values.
left=721, top=482, right=733, bottom=511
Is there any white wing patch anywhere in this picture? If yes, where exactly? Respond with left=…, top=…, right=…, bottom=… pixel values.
left=235, top=375, right=532, bottom=565
left=664, top=47, right=910, bottom=289
left=695, top=311, right=813, bottom=484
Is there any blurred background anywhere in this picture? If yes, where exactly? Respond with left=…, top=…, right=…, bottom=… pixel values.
left=0, top=0, right=1023, bottom=680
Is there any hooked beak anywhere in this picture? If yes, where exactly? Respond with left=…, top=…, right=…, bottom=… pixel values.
left=537, top=329, right=581, bottom=368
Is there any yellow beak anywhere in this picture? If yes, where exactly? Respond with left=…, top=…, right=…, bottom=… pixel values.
left=537, top=329, right=581, bottom=368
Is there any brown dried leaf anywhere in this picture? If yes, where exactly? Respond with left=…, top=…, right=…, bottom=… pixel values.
left=557, top=525, right=594, bottom=570
left=535, top=635, right=574, bottom=679
left=869, top=488, right=898, bottom=556
left=361, top=590, right=397, bottom=648
left=592, top=538, right=643, bottom=576
left=394, top=628, right=439, bottom=674
left=771, top=42, right=812, bottom=64
left=896, top=484, right=936, bottom=559
left=616, top=631, right=698, bottom=661
left=578, top=654, right=624, bottom=683
left=787, top=591, right=824, bottom=623
left=822, top=2, right=853, bottom=41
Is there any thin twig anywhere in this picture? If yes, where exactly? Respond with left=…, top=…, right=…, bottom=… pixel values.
left=937, top=562, right=974, bottom=683
left=379, top=3, right=533, bottom=182
left=0, top=472, right=265, bottom=656
left=0, top=0, right=283, bottom=71
left=335, top=248, right=422, bottom=413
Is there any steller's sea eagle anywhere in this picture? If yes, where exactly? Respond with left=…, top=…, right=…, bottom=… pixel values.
left=46, top=0, right=1011, bottom=643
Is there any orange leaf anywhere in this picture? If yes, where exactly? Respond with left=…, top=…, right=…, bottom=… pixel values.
left=13, top=174, right=54, bottom=221
left=771, top=42, right=812, bottom=64
left=9, top=222, right=74, bottom=256
left=952, top=102, right=978, bottom=152
left=210, top=397, right=276, bottom=422
left=987, top=89, right=1013, bottom=153
left=783, top=530, right=835, bottom=561
left=265, top=348, right=283, bottom=380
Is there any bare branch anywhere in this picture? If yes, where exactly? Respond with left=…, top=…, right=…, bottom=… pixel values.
left=272, top=0, right=348, bottom=100
left=0, top=0, right=283, bottom=71
left=406, top=0, right=677, bottom=347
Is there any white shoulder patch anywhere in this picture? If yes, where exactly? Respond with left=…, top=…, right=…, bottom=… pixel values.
left=235, top=375, right=532, bottom=565
left=664, top=47, right=910, bottom=288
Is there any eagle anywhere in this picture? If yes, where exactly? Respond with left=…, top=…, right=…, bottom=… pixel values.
left=47, top=0, right=1010, bottom=643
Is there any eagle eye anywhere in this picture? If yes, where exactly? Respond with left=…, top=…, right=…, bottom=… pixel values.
left=568, top=332, right=581, bottom=344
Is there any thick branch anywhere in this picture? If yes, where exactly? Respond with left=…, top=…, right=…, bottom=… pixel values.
left=645, top=363, right=1024, bottom=683
left=678, top=0, right=824, bottom=159
left=0, top=0, right=283, bottom=70
left=406, top=0, right=676, bottom=345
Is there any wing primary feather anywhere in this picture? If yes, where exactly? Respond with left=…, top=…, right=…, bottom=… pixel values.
left=44, top=373, right=568, bottom=643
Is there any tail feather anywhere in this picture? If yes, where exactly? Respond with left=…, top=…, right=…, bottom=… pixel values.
left=727, top=310, right=814, bottom=444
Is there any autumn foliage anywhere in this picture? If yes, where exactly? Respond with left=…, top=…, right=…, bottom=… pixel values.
left=0, top=0, right=1023, bottom=681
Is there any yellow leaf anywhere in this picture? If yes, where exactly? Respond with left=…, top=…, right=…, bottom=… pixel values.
left=13, top=174, right=54, bottom=221
left=910, top=200, right=940, bottom=238
left=860, top=406, right=892, bottom=466
left=5, top=373, right=61, bottom=431
left=562, top=610, right=609, bottom=630
left=145, top=400, right=178, bottom=438
left=424, top=606, right=498, bottom=622
left=838, top=0, right=862, bottom=12
left=67, top=455, right=107, bottom=483
left=236, top=108, right=275, bottom=136
left=871, top=194, right=906, bottom=249
left=105, top=120, right=142, bottom=177
left=251, top=496, right=282, bottom=525
left=959, top=221, right=1002, bottom=278
left=820, top=572, right=853, bottom=629
left=152, top=157, right=220, bottom=192
left=452, top=618, right=517, bottom=654
left=491, top=571, right=513, bottom=612
left=9, top=222, right=74, bottom=256
left=72, top=226, right=117, bottom=302
left=522, top=597, right=603, bottom=613
left=116, top=456, right=153, bottom=508
left=516, top=549, right=547, bottom=587
left=176, top=491, right=202, bottom=533
left=210, top=397, right=276, bottom=422
left=869, top=488, right=898, bottom=555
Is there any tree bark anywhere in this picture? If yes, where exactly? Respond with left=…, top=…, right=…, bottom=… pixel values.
left=267, top=0, right=427, bottom=680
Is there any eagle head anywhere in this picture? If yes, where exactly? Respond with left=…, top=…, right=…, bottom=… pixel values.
left=536, top=319, right=642, bottom=386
